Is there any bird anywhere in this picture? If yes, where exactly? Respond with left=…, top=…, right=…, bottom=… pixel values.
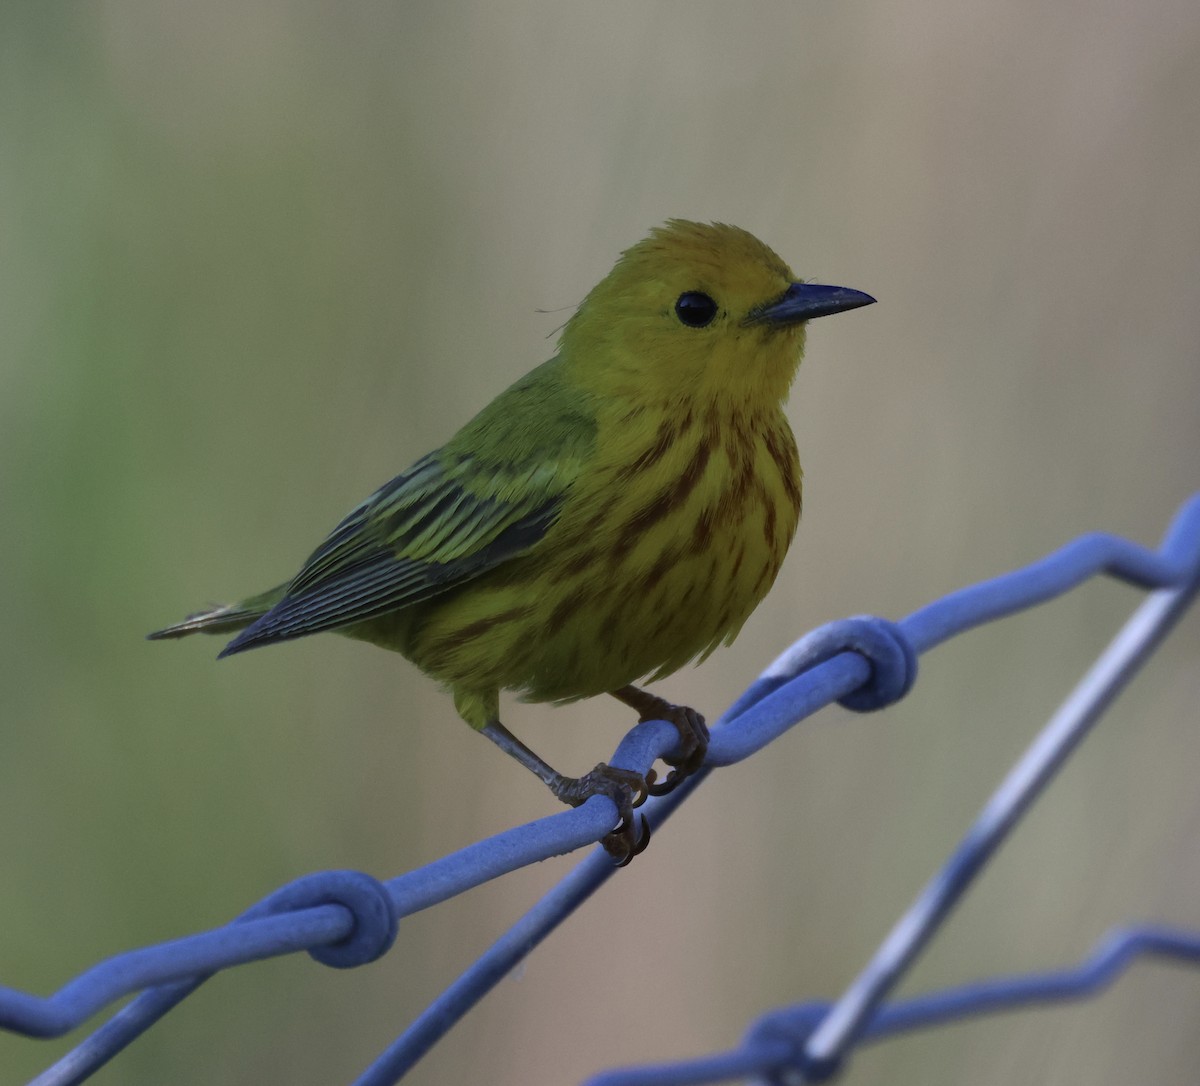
left=149, top=220, right=874, bottom=862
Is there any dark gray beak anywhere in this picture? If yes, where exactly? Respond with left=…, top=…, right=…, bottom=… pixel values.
left=747, top=282, right=876, bottom=326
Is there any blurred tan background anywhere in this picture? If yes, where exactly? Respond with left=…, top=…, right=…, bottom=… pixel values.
left=2, top=3, right=1198, bottom=1084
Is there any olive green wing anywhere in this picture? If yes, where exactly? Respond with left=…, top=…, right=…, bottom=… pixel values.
left=220, top=361, right=594, bottom=656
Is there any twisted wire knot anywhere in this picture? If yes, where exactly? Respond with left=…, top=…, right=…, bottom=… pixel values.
left=256, top=870, right=398, bottom=969
left=762, top=616, right=917, bottom=712
left=741, top=1003, right=842, bottom=1084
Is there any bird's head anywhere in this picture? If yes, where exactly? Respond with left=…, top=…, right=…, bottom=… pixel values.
left=560, top=219, right=874, bottom=408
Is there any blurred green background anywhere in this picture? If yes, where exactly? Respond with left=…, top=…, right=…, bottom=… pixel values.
left=2, top=3, right=1198, bottom=1084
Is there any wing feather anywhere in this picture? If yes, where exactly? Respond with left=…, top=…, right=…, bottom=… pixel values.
left=220, top=361, right=594, bottom=656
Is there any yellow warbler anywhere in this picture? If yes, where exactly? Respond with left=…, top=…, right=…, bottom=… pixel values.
left=150, top=220, right=874, bottom=860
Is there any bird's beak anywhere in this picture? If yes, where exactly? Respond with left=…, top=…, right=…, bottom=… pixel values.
left=747, top=282, right=876, bottom=326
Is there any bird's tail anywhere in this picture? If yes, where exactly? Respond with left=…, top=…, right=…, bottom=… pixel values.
left=146, top=585, right=287, bottom=641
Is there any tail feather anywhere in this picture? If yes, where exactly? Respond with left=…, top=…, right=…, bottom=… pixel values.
left=146, top=603, right=264, bottom=640
left=147, top=585, right=287, bottom=643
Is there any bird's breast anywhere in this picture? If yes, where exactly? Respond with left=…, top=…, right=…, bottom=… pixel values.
left=523, top=404, right=802, bottom=698
left=399, top=404, right=802, bottom=706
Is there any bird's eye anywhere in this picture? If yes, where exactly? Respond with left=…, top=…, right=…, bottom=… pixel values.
left=674, top=291, right=718, bottom=328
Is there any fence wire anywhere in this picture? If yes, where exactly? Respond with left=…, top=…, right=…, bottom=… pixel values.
left=4, top=491, right=1199, bottom=1086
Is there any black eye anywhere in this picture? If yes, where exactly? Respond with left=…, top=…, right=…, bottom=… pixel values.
left=675, top=291, right=718, bottom=328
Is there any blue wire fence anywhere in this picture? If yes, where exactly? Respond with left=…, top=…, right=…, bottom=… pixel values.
left=4, top=491, right=1199, bottom=1085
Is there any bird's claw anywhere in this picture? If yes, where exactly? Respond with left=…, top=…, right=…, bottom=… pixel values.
left=552, top=762, right=651, bottom=865
left=610, top=813, right=651, bottom=866
left=647, top=768, right=685, bottom=797
left=640, top=702, right=709, bottom=797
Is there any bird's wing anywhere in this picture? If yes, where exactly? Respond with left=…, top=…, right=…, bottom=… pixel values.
left=221, top=364, right=594, bottom=654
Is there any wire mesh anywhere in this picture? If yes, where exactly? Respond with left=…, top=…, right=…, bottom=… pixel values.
left=4, top=491, right=1198, bottom=1086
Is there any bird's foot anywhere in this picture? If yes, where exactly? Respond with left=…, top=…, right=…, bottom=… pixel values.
left=646, top=702, right=708, bottom=796
left=614, top=690, right=708, bottom=797
left=552, top=763, right=651, bottom=866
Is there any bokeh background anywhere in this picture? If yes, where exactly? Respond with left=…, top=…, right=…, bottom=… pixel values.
left=2, top=3, right=1198, bottom=1084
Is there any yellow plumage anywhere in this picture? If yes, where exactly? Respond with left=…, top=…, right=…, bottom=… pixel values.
left=151, top=220, right=873, bottom=859
left=359, top=223, right=806, bottom=725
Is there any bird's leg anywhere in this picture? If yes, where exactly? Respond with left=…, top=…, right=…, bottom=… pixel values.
left=610, top=685, right=709, bottom=797
left=480, top=720, right=650, bottom=865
